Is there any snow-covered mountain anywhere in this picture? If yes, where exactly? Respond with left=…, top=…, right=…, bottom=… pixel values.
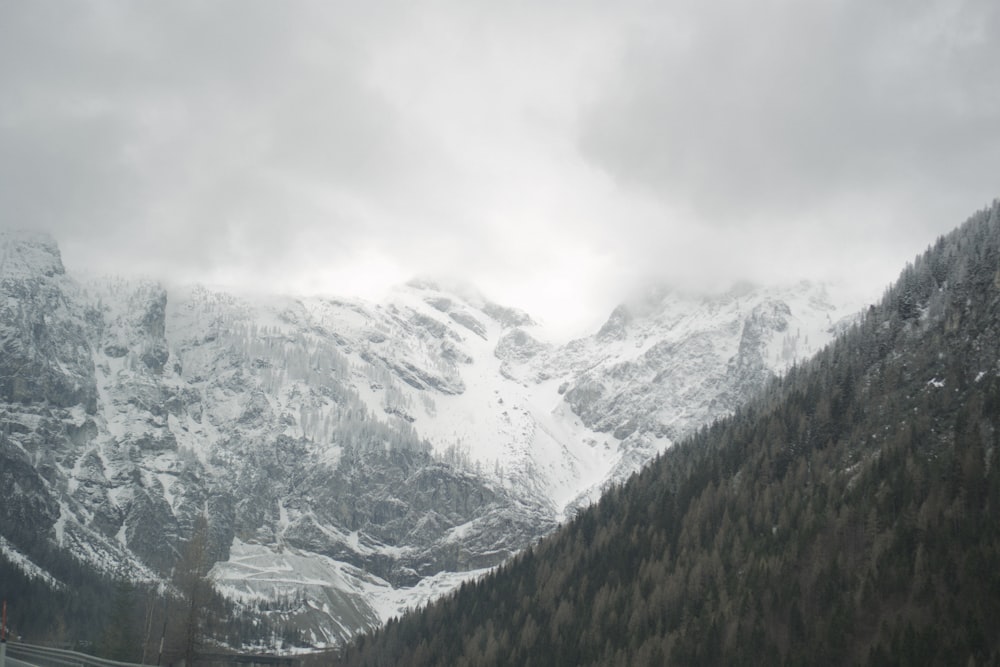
left=502, top=281, right=860, bottom=510
left=0, top=231, right=865, bottom=647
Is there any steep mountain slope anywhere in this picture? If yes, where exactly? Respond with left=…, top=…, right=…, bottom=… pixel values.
left=1, top=253, right=558, bottom=645
left=335, top=201, right=1000, bottom=666
left=503, top=280, right=857, bottom=509
left=0, top=231, right=859, bottom=649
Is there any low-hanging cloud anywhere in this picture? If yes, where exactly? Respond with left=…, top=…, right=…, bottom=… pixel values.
left=1, top=0, right=997, bottom=337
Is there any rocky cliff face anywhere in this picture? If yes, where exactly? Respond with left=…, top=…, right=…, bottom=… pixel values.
left=0, top=232, right=863, bottom=647
left=0, top=237, right=558, bottom=645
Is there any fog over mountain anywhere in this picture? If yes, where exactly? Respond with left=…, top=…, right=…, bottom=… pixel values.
left=2, top=0, right=998, bottom=336
left=2, top=1, right=998, bottom=662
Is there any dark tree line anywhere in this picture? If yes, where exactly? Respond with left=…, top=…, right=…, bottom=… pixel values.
left=335, top=201, right=1000, bottom=666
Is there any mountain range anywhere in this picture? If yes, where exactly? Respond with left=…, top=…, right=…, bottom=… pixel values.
left=0, top=229, right=863, bottom=649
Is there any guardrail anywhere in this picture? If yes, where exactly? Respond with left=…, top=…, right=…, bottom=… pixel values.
left=1, top=640, right=153, bottom=667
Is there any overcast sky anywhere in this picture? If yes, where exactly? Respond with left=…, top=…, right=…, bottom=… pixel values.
left=2, top=0, right=998, bottom=337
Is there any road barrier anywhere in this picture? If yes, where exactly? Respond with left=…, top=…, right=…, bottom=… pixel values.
left=0, top=643, right=299, bottom=667
left=2, top=641, right=152, bottom=667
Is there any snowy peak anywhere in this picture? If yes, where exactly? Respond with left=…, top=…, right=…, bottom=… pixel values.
left=587, top=280, right=848, bottom=373
left=0, top=229, right=66, bottom=279
left=403, top=278, right=536, bottom=329
left=496, top=280, right=864, bottom=509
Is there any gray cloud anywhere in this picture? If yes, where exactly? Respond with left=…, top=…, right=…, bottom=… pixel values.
left=1, top=0, right=997, bottom=337
left=579, top=0, right=1000, bottom=272
left=0, top=1, right=502, bottom=286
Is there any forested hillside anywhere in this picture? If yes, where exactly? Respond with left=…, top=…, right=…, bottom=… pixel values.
left=336, top=201, right=1000, bottom=666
